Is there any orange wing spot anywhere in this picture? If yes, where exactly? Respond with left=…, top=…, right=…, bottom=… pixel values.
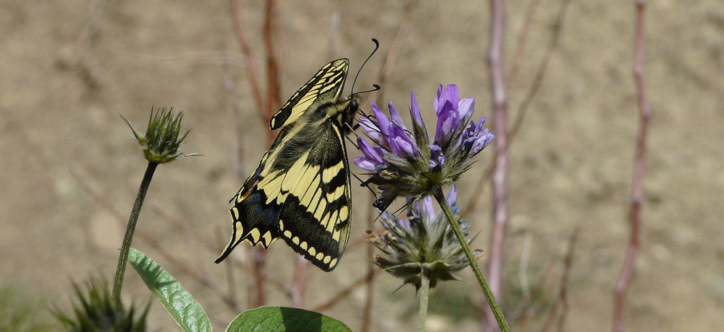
left=240, top=181, right=259, bottom=200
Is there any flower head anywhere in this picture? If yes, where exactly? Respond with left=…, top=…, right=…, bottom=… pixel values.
left=367, top=186, right=482, bottom=290
left=54, top=277, right=150, bottom=331
left=123, top=107, right=199, bottom=164
left=355, top=84, right=494, bottom=210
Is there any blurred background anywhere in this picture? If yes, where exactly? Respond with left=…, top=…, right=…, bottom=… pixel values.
left=1, top=1, right=722, bottom=331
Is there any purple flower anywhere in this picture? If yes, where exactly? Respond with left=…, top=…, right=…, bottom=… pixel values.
left=434, top=84, right=459, bottom=116
left=388, top=123, right=419, bottom=158
left=435, top=101, right=460, bottom=147
left=354, top=137, right=385, bottom=171
left=461, top=117, right=495, bottom=157
left=446, top=185, right=458, bottom=208
left=428, top=144, right=445, bottom=169
left=421, top=196, right=435, bottom=221
left=355, top=84, right=494, bottom=210
left=388, top=102, right=406, bottom=129
left=359, top=116, right=385, bottom=147
left=433, top=84, right=476, bottom=147
left=371, top=102, right=391, bottom=147
left=410, top=90, right=426, bottom=129
left=457, top=97, right=475, bottom=127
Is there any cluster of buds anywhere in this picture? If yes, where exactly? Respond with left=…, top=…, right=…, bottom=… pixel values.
left=367, top=186, right=483, bottom=289
left=122, top=107, right=198, bottom=164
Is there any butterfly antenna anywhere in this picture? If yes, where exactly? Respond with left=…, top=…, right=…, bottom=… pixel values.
left=352, top=173, right=378, bottom=197
left=350, top=38, right=380, bottom=94
left=344, top=133, right=359, bottom=148
left=344, top=124, right=363, bottom=142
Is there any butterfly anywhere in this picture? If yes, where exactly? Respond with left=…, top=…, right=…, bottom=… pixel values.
left=215, top=58, right=367, bottom=271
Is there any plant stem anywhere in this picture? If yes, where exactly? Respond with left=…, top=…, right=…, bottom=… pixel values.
left=433, top=189, right=510, bottom=332
left=113, top=161, right=158, bottom=301
left=417, top=272, right=430, bottom=332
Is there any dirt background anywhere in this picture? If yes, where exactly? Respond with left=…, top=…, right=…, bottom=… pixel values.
left=1, top=1, right=723, bottom=331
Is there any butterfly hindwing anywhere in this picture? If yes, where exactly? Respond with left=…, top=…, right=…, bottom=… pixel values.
left=275, top=121, right=351, bottom=271
left=216, top=58, right=357, bottom=271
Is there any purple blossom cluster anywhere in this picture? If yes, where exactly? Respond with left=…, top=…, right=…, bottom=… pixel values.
left=354, top=84, right=494, bottom=210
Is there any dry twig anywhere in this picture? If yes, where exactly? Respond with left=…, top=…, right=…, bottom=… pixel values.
left=311, top=269, right=380, bottom=312
left=614, top=1, right=650, bottom=331
left=483, top=0, right=510, bottom=331
left=372, top=0, right=416, bottom=104
left=507, top=0, right=542, bottom=85
left=463, top=0, right=572, bottom=217
left=541, top=230, right=578, bottom=332
left=231, top=0, right=266, bottom=122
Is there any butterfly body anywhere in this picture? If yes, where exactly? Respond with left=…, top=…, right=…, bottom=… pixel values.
left=216, top=59, right=358, bottom=271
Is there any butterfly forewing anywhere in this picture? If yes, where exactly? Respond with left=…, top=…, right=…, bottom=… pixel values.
left=270, top=59, right=349, bottom=130
left=216, top=58, right=357, bottom=271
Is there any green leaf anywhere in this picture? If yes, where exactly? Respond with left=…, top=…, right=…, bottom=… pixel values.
left=129, top=248, right=211, bottom=332
left=227, top=306, right=350, bottom=332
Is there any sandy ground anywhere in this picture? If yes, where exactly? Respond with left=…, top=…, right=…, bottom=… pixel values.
left=1, top=1, right=723, bottom=331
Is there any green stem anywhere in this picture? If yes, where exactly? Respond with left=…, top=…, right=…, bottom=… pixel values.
left=112, top=161, right=158, bottom=301
left=418, top=272, right=430, bottom=332
left=433, top=188, right=510, bottom=332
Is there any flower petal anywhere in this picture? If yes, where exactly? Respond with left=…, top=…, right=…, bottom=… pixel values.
left=457, top=97, right=475, bottom=127
left=358, top=116, right=385, bottom=146
left=428, top=144, right=445, bottom=169
left=372, top=102, right=392, bottom=145
left=446, top=185, right=458, bottom=208
left=358, top=137, right=383, bottom=163
left=388, top=124, right=419, bottom=158
left=435, top=101, right=459, bottom=146
left=354, top=157, right=378, bottom=171
left=434, top=84, right=444, bottom=115
left=445, top=84, right=459, bottom=110
left=421, top=196, right=435, bottom=221
left=410, top=90, right=426, bottom=130
left=388, top=102, right=405, bottom=129
left=470, top=128, right=494, bottom=155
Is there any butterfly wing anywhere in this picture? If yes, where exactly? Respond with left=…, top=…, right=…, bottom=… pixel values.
left=216, top=58, right=354, bottom=271
left=274, top=120, right=352, bottom=271
left=270, top=59, right=349, bottom=130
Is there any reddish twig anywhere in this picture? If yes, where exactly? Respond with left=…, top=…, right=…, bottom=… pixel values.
left=291, top=255, right=307, bottom=308
left=361, top=199, right=376, bottom=332
left=463, top=0, right=572, bottom=217
left=311, top=269, right=379, bottom=312
left=231, top=0, right=266, bottom=121
left=244, top=246, right=266, bottom=307
left=216, top=228, right=241, bottom=312
left=509, top=0, right=572, bottom=139
left=541, top=230, right=578, bottom=332
left=614, top=1, right=650, bottom=331
left=263, top=0, right=281, bottom=134
left=484, top=0, right=510, bottom=331
left=507, top=0, right=541, bottom=85
left=506, top=248, right=559, bottom=328
left=220, top=51, right=247, bottom=181
left=372, top=0, right=416, bottom=104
